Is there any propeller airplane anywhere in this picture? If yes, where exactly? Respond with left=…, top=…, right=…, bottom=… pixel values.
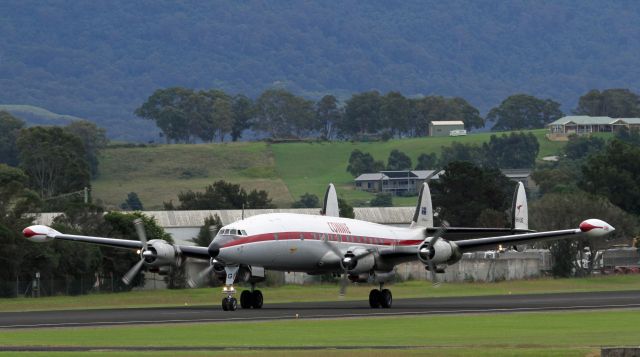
left=23, top=182, right=614, bottom=311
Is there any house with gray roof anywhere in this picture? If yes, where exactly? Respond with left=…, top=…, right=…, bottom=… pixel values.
left=548, top=116, right=640, bottom=136
left=354, top=170, right=442, bottom=195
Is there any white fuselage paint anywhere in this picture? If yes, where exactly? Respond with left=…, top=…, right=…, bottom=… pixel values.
left=214, top=213, right=424, bottom=273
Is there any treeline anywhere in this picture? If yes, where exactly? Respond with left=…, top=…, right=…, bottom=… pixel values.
left=0, top=110, right=282, bottom=297
left=346, top=132, right=540, bottom=178
left=136, top=87, right=640, bottom=143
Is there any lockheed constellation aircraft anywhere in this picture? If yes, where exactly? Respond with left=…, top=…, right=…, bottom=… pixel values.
left=23, top=182, right=614, bottom=311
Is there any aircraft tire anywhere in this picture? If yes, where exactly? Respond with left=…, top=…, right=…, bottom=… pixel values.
left=380, top=289, right=392, bottom=308
left=222, top=297, right=229, bottom=311
left=369, top=289, right=382, bottom=308
left=252, top=290, right=263, bottom=309
left=228, top=297, right=238, bottom=311
left=240, top=290, right=252, bottom=309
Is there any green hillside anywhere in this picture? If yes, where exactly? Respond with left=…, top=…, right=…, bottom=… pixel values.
left=92, top=129, right=564, bottom=209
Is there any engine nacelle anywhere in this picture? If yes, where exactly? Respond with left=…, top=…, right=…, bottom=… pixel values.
left=144, top=239, right=177, bottom=267
left=344, top=247, right=375, bottom=274
left=417, top=238, right=462, bottom=266
left=23, top=225, right=59, bottom=243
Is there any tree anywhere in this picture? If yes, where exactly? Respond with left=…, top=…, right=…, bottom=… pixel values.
left=438, top=142, right=484, bottom=167
left=346, top=149, right=385, bottom=177
left=135, top=87, right=195, bottom=143
left=431, top=161, right=514, bottom=226
left=291, top=193, right=320, bottom=208
left=17, top=127, right=91, bottom=199
left=120, top=192, right=144, bottom=211
left=530, top=191, right=638, bottom=277
left=580, top=139, right=640, bottom=215
left=563, top=135, right=606, bottom=160
left=192, top=214, right=223, bottom=247
left=386, top=149, right=412, bottom=170
left=339, top=91, right=382, bottom=137
left=381, top=92, right=410, bottom=137
left=0, top=164, right=40, bottom=297
left=314, top=95, right=342, bottom=140
left=575, top=89, right=640, bottom=118
left=231, top=95, right=254, bottom=141
left=0, top=111, right=25, bottom=167
left=488, top=94, right=563, bottom=131
left=482, top=132, right=540, bottom=168
left=415, top=153, right=438, bottom=170
left=64, top=120, right=108, bottom=178
left=338, top=197, right=355, bottom=219
left=169, top=180, right=275, bottom=210
left=370, top=193, right=393, bottom=207
left=254, top=89, right=315, bottom=138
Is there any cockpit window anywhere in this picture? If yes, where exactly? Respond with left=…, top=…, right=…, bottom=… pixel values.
left=240, top=230, right=247, bottom=236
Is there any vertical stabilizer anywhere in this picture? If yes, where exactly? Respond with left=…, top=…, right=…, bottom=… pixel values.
left=322, top=183, right=340, bottom=217
left=411, top=182, right=434, bottom=228
left=511, top=182, right=528, bottom=230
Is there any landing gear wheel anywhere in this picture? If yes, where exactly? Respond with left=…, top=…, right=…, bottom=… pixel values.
left=222, top=297, right=237, bottom=311
left=380, top=289, right=392, bottom=308
left=369, top=289, right=382, bottom=308
left=240, top=290, right=252, bottom=309
left=251, top=290, right=263, bottom=309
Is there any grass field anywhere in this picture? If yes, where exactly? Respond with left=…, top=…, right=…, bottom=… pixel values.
left=2, top=275, right=639, bottom=312
left=0, top=310, right=637, bottom=356
left=92, top=129, right=566, bottom=209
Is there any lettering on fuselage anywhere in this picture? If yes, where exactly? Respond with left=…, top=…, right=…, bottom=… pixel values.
left=327, top=222, right=351, bottom=234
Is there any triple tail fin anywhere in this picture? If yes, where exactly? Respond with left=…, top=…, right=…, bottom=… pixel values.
left=511, top=182, right=528, bottom=231
left=322, top=183, right=340, bottom=217
left=411, top=182, right=434, bottom=228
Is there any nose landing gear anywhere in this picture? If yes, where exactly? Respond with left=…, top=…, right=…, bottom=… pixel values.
left=221, top=266, right=239, bottom=311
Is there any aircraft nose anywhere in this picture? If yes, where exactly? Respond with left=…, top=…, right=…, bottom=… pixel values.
left=208, top=242, right=220, bottom=258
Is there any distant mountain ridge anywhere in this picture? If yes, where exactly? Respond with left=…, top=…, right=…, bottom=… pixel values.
left=1, top=1, right=639, bottom=141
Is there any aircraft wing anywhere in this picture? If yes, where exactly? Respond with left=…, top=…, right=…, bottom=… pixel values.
left=379, top=219, right=614, bottom=259
left=23, top=225, right=211, bottom=260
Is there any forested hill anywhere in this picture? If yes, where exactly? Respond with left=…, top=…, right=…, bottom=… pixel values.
left=1, top=1, right=640, bottom=141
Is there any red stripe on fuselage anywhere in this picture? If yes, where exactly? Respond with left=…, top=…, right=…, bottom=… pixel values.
left=222, top=231, right=422, bottom=249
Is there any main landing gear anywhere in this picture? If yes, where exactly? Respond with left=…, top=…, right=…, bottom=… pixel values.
left=240, top=286, right=263, bottom=309
left=369, top=283, right=392, bottom=308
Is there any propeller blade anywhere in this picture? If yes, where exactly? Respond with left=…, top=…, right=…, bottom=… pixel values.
left=425, top=221, right=448, bottom=287
left=188, top=265, right=214, bottom=288
left=122, top=259, right=145, bottom=285
left=133, top=218, right=148, bottom=249
left=339, top=273, right=348, bottom=297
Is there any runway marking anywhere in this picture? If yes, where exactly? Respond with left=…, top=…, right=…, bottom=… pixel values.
left=2, top=302, right=640, bottom=329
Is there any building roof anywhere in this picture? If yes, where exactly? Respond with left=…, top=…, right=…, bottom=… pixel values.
left=615, top=118, right=640, bottom=125
left=33, top=207, right=416, bottom=227
left=430, top=120, right=464, bottom=126
left=357, top=170, right=443, bottom=181
left=548, top=116, right=612, bottom=125
left=355, top=173, right=387, bottom=181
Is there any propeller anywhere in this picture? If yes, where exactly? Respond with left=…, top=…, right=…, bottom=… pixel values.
left=122, top=218, right=149, bottom=285
left=188, top=263, right=215, bottom=288
left=322, top=236, right=373, bottom=297
left=188, top=225, right=220, bottom=288
left=420, top=221, right=449, bottom=287
left=322, top=237, right=349, bottom=296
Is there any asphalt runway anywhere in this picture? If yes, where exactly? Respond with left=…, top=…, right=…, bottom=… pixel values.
left=1, top=290, right=639, bottom=329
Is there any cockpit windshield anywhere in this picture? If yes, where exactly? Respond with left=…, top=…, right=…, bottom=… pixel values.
left=219, top=228, right=248, bottom=236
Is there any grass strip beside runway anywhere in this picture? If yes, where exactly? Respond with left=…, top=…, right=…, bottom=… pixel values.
left=0, top=310, right=637, bottom=352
